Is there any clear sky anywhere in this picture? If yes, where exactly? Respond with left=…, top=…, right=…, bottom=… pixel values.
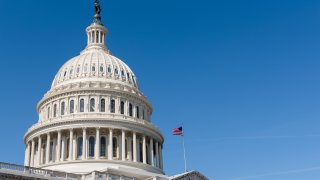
left=0, top=0, right=320, bottom=179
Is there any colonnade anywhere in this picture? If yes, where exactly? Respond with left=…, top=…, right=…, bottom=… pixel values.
left=24, top=128, right=163, bottom=170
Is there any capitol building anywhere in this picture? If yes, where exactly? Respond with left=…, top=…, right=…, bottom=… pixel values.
left=0, top=1, right=207, bottom=180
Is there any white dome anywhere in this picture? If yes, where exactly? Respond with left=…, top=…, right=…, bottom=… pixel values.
left=52, top=49, right=139, bottom=90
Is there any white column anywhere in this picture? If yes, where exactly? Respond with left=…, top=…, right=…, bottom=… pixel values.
left=45, top=133, right=51, bottom=164
left=150, top=138, right=154, bottom=166
left=133, top=132, right=137, bottom=162
left=37, top=136, right=42, bottom=165
left=30, top=139, right=35, bottom=167
left=56, top=130, right=61, bottom=162
left=121, top=130, right=126, bottom=161
left=98, top=31, right=101, bottom=43
left=69, top=129, right=73, bottom=161
left=61, top=137, right=65, bottom=161
left=72, top=134, right=77, bottom=160
left=25, top=142, right=31, bottom=166
left=108, top=129, right=113, bottom=160
left=142, top=136, right=146, bottom=164
left=155, top=141, right=159, bottom=168
left=95, top=128, right=100, bottom=159
left=82, top=128, right=87, bottom=160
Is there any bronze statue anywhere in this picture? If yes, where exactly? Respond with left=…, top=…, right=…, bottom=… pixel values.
left=95, top=0, right=101, bottom=15
left=94, top=0, right=102, bottom=24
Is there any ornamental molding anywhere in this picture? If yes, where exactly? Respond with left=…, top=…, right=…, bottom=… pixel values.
left=24, top=118, right=164, bottom=144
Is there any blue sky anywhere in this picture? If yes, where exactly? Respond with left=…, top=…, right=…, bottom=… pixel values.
left=1, top=0, right=320, bottom=179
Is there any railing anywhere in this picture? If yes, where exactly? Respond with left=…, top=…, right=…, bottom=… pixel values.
left=0, top=162, right=81, bottom=179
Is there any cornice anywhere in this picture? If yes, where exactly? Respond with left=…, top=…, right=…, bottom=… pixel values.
left=24, top=117, right=164, bottom=144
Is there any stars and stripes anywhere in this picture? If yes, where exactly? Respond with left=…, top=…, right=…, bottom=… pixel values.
left=173, top=126, right=183, bottom=136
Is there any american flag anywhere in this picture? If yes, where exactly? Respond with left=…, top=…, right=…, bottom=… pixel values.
left=173, top=126, right=183, bottom=136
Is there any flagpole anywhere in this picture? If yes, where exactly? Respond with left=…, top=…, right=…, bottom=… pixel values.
left=182, top=133, right=187, bottom=172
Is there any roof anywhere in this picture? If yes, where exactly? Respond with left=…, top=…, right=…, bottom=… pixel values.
left=170, top=170, right=209, bottom=180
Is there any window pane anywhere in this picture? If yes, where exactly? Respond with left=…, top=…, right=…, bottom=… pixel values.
left=100, top=137, right=106, bottom=157
left=80, top=99, right=84, bottom=112
left=113, top=137, right=117, bottom=158
left=111, top=100, right=115, bottom=113
left=78, top=137, right=83, bottom=157
left=70, top=100, right=74, bottom=114
left=90, top=98, right=95, bottom=112
left=129, top=104, right=133, bottom=117
left=120, top=101, right=124, bottom=114
left=89, top=137, right=95, bottom=157
left=101, top=99, right=105, bottom=112
left=61, top=102, right=65, bottom=115
left=136, top=106, right=140, bottom=118
left=53, top=105, right=57, bottom=117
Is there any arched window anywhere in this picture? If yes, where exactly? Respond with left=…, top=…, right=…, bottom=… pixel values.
left=113, top=137, right=118, bottom=158
left=61, top=102, right=65, bottom=115
left=115, top=68, right=119, bottom=75
left=89, top=137, right=95, bottom=157
left=100, top=66, right=104, bottom=72
left=53, top=104, right=57, bottom=118
left=110, top=99, right=115, bottom=113
left=70, top=100, right=74, bottom=114
left=142, top=109, right=145, bottom=120
left=129, top=103, right=133, bottom=117
left=92, top=66, right=96, bottom=72
left=121, top=70, right=125, bottom=76
left=77, top=137, right=83, bottom=158
left=120, top=101, right=125, bottom=114
left=47, top=107, right=50, bottom=119
left=90, top=98, right=95, bottom=112
left=136, top=106, right=140, bottom=119
left=108, top=66, right=111, bottom=73
left=100, top=137, right=106, bottom=157
left=100, top=99, right=105, bottom=112
left=80, top=99, right=84, bottom=112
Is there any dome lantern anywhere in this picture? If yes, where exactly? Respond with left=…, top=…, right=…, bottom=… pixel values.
left=83, top=0, right=110, bottom=54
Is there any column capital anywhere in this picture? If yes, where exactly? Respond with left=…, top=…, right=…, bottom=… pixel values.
left=69, top=128, right=74, bottom=131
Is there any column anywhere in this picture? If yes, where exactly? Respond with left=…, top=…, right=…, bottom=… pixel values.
left=82, top=128, right=87, bottom=160
left=98, top=31, right=101, bottom=43
left=25, top=142, right=31, bottom=166
left=108, top=129, right=113, bottom=160
left=150, top=138, right=154, bottom=166
left=37, top=136, right=42, bottom=165
left=133, top=132, right=137, bottom=162
left=95, top=128, right=100, bottom=159
left=142, top=136, right=146, bottom=164
left=69, top=129, right=73, bottom=161
left=155, top=141, right=159, bottom=168
left=30, top=139, right=35, bottom=167
left=121, top=130, right=126, bottom=161
left=72, top=134, right=77, bottom=160
left=159, top=144, right=163, bottom=169
left=61, top=137, right=65, bottom=161
left=56, top=130, right=61, bottom=162
left=45, top=133, right=51, bottom=164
